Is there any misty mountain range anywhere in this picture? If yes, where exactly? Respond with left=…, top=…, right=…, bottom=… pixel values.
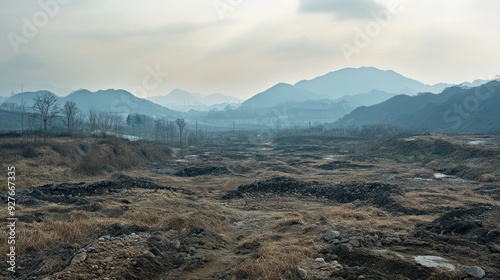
left=242, top=67, right=476, bottom=108
left=335, top=81, right=500, bottom=134
left=1, top=89, right=179, bottom=117
left=0, top=67, right=496, bottom=133
left=148, top=89, right=241, bottom=112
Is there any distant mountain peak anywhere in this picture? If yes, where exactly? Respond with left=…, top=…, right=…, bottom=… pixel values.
left=147, top=88, right=240, bottom=111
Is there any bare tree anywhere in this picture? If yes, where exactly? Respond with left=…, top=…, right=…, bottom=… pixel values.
left=88, top=109, right=98, bottom=134
left=18, top=99, right=27, bottom=132
left=112, top=115, right=123, bottom=134
left=62, top=101, right=79, bottom=135
left=175, top=118, right=188, bottom=147
left=154, top=119, right=166, bottom=142
left=32, top=93, right=60, bottom=137
left=74, top=113, right=85, bottom=135
left=153, top=119, right=176, bottom=143
left=98, top=112, right=114, bottom=137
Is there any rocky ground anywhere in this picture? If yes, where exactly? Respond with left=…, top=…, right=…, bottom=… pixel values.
left=1, top=135, right=500, bottom=279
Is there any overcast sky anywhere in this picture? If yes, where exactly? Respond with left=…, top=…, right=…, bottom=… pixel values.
left=0, top=0, right=499, bottom=98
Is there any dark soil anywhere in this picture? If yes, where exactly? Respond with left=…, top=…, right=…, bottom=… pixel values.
left=317, top=161, right=374, bottom=170
left=329, top=248, right=434, bottom=280
left=175, top=166, right=230, bottom=177
left=475, top=185, right=500, bottom=201
left=222, top=177, right=425, bottom=215
left=418, top=205, right=500, bottom=245
left=19, top=175, right=194, bottom=206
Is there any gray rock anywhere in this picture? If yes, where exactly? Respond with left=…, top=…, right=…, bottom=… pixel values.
left=171, top=240, right=181, bottom=249
left=490, top=245, right=500, bottom=253
left=385, top=236, right=402, bottom=244
left=324, top=230, right=341, bottom=241
left=98, top=237, right=105, bottom=242
left=461, top=266, right=485, bottom=279
left=70, top=252, right=87, bottom=266
left=340, top=238, right=350, bottom=244
left=314, top=258, right=327, bottom=265
left=297, top=268, right=307, bottom=279
left=339, top=244, right=353, bottom=253
left=349, top=238, right=361, bottom=247
left=414, top=256, right=455, bottom=271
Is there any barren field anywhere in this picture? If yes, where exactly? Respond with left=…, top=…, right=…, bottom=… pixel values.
left=1, top=135, right=500, bottom=279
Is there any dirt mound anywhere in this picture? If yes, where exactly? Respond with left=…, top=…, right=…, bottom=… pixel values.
left=475, top=185, right=500, bottom=201
left=175, top=166, right=230, bottom=177
left=222, top=177, right=423, bottom=214
left=22, top=175, right=194, bottom=205
left=317, top=161, right=373, bottom=170
left=321, top=248, right=433, bottom=279
left=5, top=224, right=221, bottom=279
left=420, top=206, right=500, bottom=244
left=347, top=155, right=379, bottom=163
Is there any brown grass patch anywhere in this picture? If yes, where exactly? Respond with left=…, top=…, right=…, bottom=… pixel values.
left=234, top=243, right=309, bottom=280
left=321, top=204, right=435, bottom=234
left=0, top=211, right=112, bottom=256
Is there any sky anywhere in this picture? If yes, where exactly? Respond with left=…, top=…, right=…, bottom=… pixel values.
left=0, top=0, right=499, bottom=99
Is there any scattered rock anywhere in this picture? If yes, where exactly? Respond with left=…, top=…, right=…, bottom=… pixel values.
left=70, top=252, right=87, bottom=266
left=462, top=266, right=486, bottom=279
left=297, top=268, right=308, bottom=279
left=314, top=258, right=327, bottom=265
left=339, top=244, right=353, bottom=253
left=171, top=240, right=181, bottom=249
left=324, top=230, right=341, bottom=241
left=384, top=236, right=402, bottom=244
left=414, top=256, right=455, bottom=271
left=332, top=260, right=343, bottom=270
left=490, top=244, right=500, bottom=253
left=349, top=238, right=361, bottom=247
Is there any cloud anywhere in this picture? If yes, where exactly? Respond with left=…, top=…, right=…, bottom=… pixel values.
left=298, top=0, right=386, bottom=20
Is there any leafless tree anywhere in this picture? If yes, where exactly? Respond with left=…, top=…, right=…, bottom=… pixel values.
left=112, top=115, right=123, bottom=134
left=19, top=99, right=26, bottom=132
left=153, top=119, right=177, bottom=143
left=73, top=113, right=85, bottom=135
left=62, top=101, right=79, bottom=135
left=98, top=112, right=114, bottom=137
left=154, top=119, right=166, bottom=142
left=175, top=118, right=188, bottom=147
left=165, top=120, right=176, bottom=143
left=88, top=109, right=98, bottom=134
left=32, top=93, right=60, bottom=137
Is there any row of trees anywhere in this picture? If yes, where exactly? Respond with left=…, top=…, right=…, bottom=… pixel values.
left=8, top=93, right=191, bottom=145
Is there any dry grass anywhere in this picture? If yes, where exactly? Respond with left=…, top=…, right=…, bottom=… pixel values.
left=0, top=211, right=113, bottom=256
left=0, top=137, right=174, bottom=187
left=234, top=243, right=310, bottom=280
left=395, top=188, right=500, bottom=211
left=320, top=204, right=435, bottom=234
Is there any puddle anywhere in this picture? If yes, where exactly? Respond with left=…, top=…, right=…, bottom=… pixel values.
left=434, top=173, right=451, bottom=179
